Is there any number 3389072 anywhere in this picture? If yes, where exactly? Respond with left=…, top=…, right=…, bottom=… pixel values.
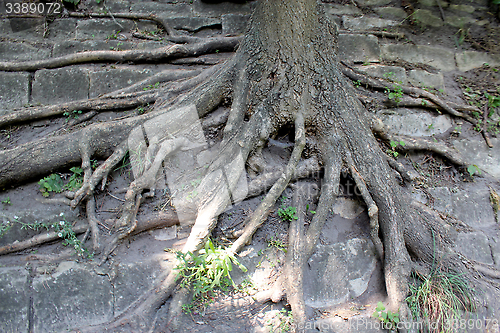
left=5, top=2, right=61, bottom=14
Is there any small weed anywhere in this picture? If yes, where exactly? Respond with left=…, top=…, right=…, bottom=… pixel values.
left=2, top=197, right=11, bottom=205
left=353, top=80, right=361, bottom=88
left=385, top=84, right=404, bottom=104
left=143, top=82, right=160, bottom=91
left=64, top=167, right=83, bottom=191
left=39, top=174, right=64, bottom=197
left=268, top=308, right=294, bottom=333
left=277, top=206, right=298, bottom=222
left=174, top=238, right=247, bottom=313
left=372, top=301, right=399, bottom=331
left=107, top=30, right=121, bottom=40
left=467, top=164, right=481, bottom=177
left=386, top=140, right=405, bottom=158
left=306, top=204, right=316, bottom=214
left=63, top=110, right=82, bottom=122
left=267, top=235, right=287, bottom=253
left=427, top=123, right=434, bottom=131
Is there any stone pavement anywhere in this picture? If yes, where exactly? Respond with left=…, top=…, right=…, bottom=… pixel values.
left=0, top=0, right=499, bottom=332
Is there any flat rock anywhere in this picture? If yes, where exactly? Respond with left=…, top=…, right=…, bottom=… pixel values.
left=444, top=15, right=477, bottom=28
left=75, top=19, right=156, bottom=39
left=428, top=185, right=496, bottom=229
left=381, top=44, right=456, bottom=72
left=373, top=7, right=407, bottom=19
left=32, top=66, right=89, bottom=104
left=331, top=197, right=366, bottom=220
left=32, top=262, right=113, bottom=332
left=0, top=41, right=52, bottom=62
left=413, top=9, right=443, bottom=27
left=449, top=4, right=476, bottom=13
left=0, top=72, right=30, bottom=110
left=407, top=69, right=444, bottom=90
left=417, top=0, right=449, bottom=7
left=355, top=64, right=406, bottom=83
left=0, top=267, right=29, bottom=333
left=338, top=34, right=380, bottom=63
left=304, top=238, right=376, bottom=308
left=89, top=67, right=156, bottom=98
left=192, top=0, right=256, bottom=18
left=5, top=17, right=45, bottom=40
left=45, top=18, right=78, bottom=40
left=324, top=4, right=362, bottom=16
left=222, top=14, right=250, bottom=36
left=355, top=0, right=392, bottom=6
left=342, top=16, right=398, bottom=31
left=453, top=137, right=500, bottom=179
left=130, top=2, right=191, bottom=15
left=377, top=108, right=453, bottom=137
left=456, top=51, right=500, bottom=72
left=454, top=231, right=494, bottom=265
left=163, top=16, right=221, bottom=32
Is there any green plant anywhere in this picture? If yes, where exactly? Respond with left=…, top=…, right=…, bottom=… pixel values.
left=372, top=301, right=399, bottom=331
left=277, top=206, right=298, bottom=222
left=306, top=204, right=316, bottom=214
left=63, top=110, right=83, bottom=122
left=143, top=82, right=160, bottom=91
left=406, top=270, right=475, bottom=332
left=107, top=30, right=121, bottom=40
left=39, top=174, right=64, bottom=197
left=2, top=197, right=11, bottom=205
left=268, top=308, right=294, bottom=333
left=175, top=238, right=247, bottom=313
left=353, top=80, right=361, bottom=88
left=267, top=235, right=287, bottom=253
left=386, top=140, right=405, bottom=158
left=467, top=164, right=481, bottom=177
left=64, top=167, right=84, bottom=191
left=385, top=84, right=404, bottom=104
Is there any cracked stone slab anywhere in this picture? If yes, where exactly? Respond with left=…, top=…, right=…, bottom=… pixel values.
left=0, top=267, right=29, bottom=333
left=89, top=67, right=156, bottom=98
left=222, top=14, right=250, bottom=36
left=192, top=0, right=257, bottom=17
left=163, top=16, right=221, bottom=32
left=32, top=261, right=113, bottom=333
left=355, top=65, right=406, bottom=83
left=0, top=72, right=30, bottom=110
left=338, top=34, right=380, bottom=63
left=0, top=41, right=52, bottom=62
left=452, top=137, right=500, bottom=179
left=377, top=108, right=452, bottom=137
left=130, top=2, right=191, bottom=15
left=413, top=9, right=443, bottom=27
left=5, top=17, right=45, bottom=40
left=304, top=238, right=376, bottom=308
left=427, top=186, right=497, bottom=229
left=342, top=16, right=398, bottom=31
left=45, top=18, right=78, bottom=40
left=381, top=44, right=456, bottom=72
left=456, top=51, right=500, bottom=72
left=454, top=231, right=494, bottom=265
left=324, top=4, right=362, bottom=15
left=407, top=69, right=444, bottom=90
left=32, top=66, right=89, bottom=104
left=373, top=7, right=407, bottom=19
left=75, top=19, right=156, bottom=39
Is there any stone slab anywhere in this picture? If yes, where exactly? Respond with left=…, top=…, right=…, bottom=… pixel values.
left=407, top=69, right=444, bottom=90
left=6, top=17, right=45, bottom=40
left=377, top=108, right=452, bottom=137
left=428, top=186, right=497, bottom=229
left=32, top=66, right=89, bottom=104
left=338, top=34, right=380, bottom=63
left=130, top=2, right=191, bottom=15
left=89, top=67, right=156, bottom=98
left=222, top=14, right=250, bottom=36
left=355, top=0, right=391, bottom=6
left=417, top=0, right=449, bottom=7
left=32, top=261, right=113, bottom=332
left=45, top=18, right=77, bottom=40
left=76, top=18, right=155, bottom=39
left=355, top=64, right=406, bottom=83
left=445, top=15, right=476, bottom=28
left=381, top=44, right=456, bottom=71
left=0, top=72, right=29, bottom=109
left=0, top=41, right=52, bottom=62
left=164, top=16, right=221, bottom=32
left=304, top=238, right=376, bottom=308
left=456, top=51, right=500, bottom=72
left=449, top=4, right=476, bottom=13
left=0, top=267, right=29, bottom=333
left=342, top=16, right=398, bottom=31
left=373, top=6, right=407, bottom=19
left=454, top=231, right=494, bottom=265
left=114, top=260, right=171, bottom=315
left=53, top=40, right=165, bottom=57
left=414, top=9, right=443, bottom=27
left=192, top=0, right=256, bottom=17
left=453, top=137, right=500, bottom=179
left=325, top=4, right=362, bottom=16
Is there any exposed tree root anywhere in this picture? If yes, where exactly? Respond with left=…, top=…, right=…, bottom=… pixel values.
left=0, top=37, right=240, bottom=71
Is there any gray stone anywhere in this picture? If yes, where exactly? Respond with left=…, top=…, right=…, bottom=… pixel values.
left=164, top=16, right=221, bottom=32
left=417, top=0, right=449, bottom=7
left=32, top=262, right=113, bottom=332
left=95, top=0, right=131, bottom=12
left=413, top=9, right=444, bottom=27
left=377, top=108, right=452, bottom=137
left=304, top=238, right=376, bottom=308
left=343, top=16, right=398, bottom=31
left=130, top=2, right=191, bottom=15
left=445, top=15, right=476, bottom=28
left=0, top=19, right=12, bottom=36
left=381, top=44, right=456, bottom=71
left=0, top=267, right=29, bottom=333
left=192, top=0, right=256, bottom=18
left=456, top=51, right=500, bottom=72
left=325, top=4, right=362, bottom=16
left=0, top=72, right=29, bottom=109
left=454, top=232, right=494, bottom=265
left=7, top=17, right=45, bottom=40
left=89, top=67, right=155, bottom=98
left=152, top=225, right=177, bottom=241
left=53, top=40, right=139, bottom=57
left=373, top=7, right=408, bottom=19
left=76, top=19, right=139, bottom=39
left=427, top=186, right=496, bottom=228
left=338, top=34, right=380, bottom=63
left=0, top=41, right=51, bottom=62
left=453, top=137, right=500, bottom=179
left=449, top=4, right=475, bottom=13
left=407, top=69, right=444, bottom=90
left=332, top=197, right=366, bottom=220
left=356, top=64, right=406, bottom=83
left=45, top=18, right=77, bottom=40
left=355, top=0, right=391, bottom=6
left=222, top=14, right=250, bottom=36
left=32, top=66, right=89, bottom=104
left=114, top=260, right=171, bottom=315
left=490, top=232, right=500, bottom=269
